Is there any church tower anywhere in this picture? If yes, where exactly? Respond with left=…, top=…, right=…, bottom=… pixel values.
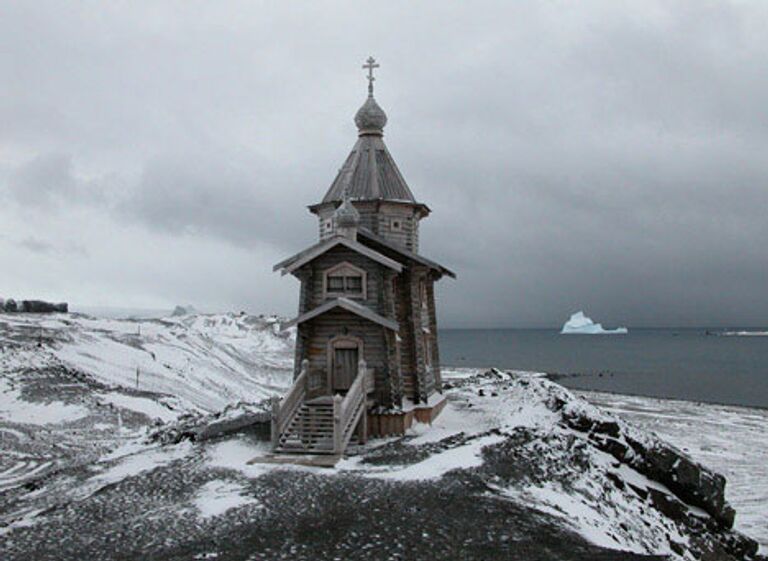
left=272, top=58, right=455, bottom=457
left=310, top=58, right=429, bottom=253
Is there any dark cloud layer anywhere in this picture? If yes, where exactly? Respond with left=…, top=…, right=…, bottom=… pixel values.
left=1, top=1, right=767, bottom=327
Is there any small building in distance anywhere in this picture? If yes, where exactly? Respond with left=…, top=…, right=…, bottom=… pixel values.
left=272, top=58, right=455, bottom=456
left=1, top=298, right=67, bottom=314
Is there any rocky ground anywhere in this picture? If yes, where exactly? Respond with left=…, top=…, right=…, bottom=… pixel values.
left=584, top=391, right=768, bottom=547
left=1, top=313, right=766, bottom=561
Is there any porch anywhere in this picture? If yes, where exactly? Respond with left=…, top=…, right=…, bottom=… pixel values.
left=270, top=359, right=373, bottom=455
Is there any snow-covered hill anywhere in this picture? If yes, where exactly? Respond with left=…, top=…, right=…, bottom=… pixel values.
left=1, top=313, right=766, bottom=560
left=0, top=312, right=294, bottom=413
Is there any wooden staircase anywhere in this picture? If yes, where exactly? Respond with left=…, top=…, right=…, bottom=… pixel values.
left=275, top=399, right=335, bottom=454
left=271, top=359, right=371, bottom=456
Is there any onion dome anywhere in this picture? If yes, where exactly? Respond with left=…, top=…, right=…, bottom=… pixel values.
left=354, top=95, right=387, bottom=136
left=333, top=190, right=360, bottom=229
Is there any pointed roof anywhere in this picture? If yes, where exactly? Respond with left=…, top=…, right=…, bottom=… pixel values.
left=320, top=134, right=420, bottom=205
left=313, top=58, right=427, bottom=212
left=281, top=297, right=399, bottom=331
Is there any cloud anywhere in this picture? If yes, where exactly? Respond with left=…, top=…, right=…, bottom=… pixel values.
left=5, top=153, right=77, bottom=208
left=1, top=1, right=767, bottom=326
left=17, top=237, right=54, bottom=253
left=117, top=154, right=314, bottom=250
left=3, top=153, right=114, bottom=211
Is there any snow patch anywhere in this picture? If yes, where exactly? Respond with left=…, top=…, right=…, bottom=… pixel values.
left=366, top=434, right=506, bottom=481
left=206, top=438, right=273, bottom=479
left=193, top=479, right=257, bottom=519
left=93, top=441, right=192, bottom=485
left=96, top=391, right=180, bottom=423
left=0, top=377, right=88, bottom=425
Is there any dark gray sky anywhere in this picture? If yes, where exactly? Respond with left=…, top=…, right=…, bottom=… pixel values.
left=2, top=1, right=767, bottom=328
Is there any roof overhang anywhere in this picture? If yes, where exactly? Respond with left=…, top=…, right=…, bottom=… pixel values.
left=307, top=199, right=431, bottom=219
left=356, top=229, right=456, bottom=279
left=281, top=297, right=399, bottom=331
left=274, top=235, right=403, bottom=276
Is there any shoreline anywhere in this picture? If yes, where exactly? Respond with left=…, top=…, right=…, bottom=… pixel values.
left=441, top=365, right=768, bottom=412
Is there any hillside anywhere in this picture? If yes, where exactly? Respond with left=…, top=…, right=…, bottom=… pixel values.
left=0, top=312, right=765, bottom=560
left=0, top=312, right=294, bottom=413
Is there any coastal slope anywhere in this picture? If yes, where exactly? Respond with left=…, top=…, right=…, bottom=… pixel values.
left=0, top=312, right=765, bottom=560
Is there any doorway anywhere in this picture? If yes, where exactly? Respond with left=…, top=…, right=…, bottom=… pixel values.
left=329, top=336, right=362, bottom=392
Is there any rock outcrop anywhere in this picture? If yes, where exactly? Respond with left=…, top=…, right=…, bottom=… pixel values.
left=147, top=400, right=271, bottom=444
left=447, top=370, right=763, bottom=561
left=558, top=401, right=735, bottom=528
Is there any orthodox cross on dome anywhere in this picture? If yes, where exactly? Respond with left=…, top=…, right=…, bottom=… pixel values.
left=362, top=56, right=379, bottom=96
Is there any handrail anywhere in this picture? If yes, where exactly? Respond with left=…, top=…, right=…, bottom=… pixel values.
left=333, top=359, right=368, bottom=454
left=273, top=358, right=369, bottom=454
left=271, top=359, right=308, bottom=450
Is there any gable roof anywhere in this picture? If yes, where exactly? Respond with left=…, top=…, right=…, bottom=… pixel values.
left=356, top=229, right=456, bottom=279
left=274, top=235, right=403, bottom=276
left=281, top=297, right=399, bottom=331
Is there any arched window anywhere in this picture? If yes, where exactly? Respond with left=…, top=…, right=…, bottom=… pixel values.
left=323, top=262, right=367, bottom=299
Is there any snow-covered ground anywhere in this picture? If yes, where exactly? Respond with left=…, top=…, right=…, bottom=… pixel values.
left=0, top=312, right=294, bottom=412
left=1, top=313, right=765, bottom=560
left=0, top=376, right=88, bottom=425
left=442, top=367, right=767, bottom=553
left=0, top=311, right=294, bottom=500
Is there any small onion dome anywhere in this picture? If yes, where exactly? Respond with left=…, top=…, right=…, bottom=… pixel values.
left=354, top=95, right=387, bottom=136
left=334, top=195, right=360, bottom=228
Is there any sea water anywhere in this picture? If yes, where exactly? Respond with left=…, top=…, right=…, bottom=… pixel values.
left=439, top=328, right=768, bottom=408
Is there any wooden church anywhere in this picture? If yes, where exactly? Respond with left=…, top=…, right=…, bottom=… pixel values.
left=271, top=58, right=455, bottom=456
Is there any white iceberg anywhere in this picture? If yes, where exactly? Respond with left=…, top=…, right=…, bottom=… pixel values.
left=561, top=311, right=628, bottom=335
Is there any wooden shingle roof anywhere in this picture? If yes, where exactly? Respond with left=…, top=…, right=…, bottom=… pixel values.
left=357, top=229, right=456, bottom=279
left=320, top=134, right=419, bottom=204
left=273, top=235, right=403, bottom=275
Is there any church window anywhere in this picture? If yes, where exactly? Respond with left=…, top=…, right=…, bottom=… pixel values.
left=345, top=276, right=363, bottom=292
left=324, top=262, right=367, bottom=299
left=391, top=218, right=403, bottom=232
left=327, top=276, right=345, bottom=291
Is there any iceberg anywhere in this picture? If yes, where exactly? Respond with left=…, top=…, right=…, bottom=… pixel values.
left=561, top=311, right=628, bottom=335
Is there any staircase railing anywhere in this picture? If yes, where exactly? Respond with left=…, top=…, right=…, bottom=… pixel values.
left=271, top=359, right=308, bottom=450
left=333, top=359, right=370, bottom=454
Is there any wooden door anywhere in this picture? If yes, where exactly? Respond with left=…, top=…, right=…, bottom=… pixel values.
left=333, top=347, right=358, bottom=391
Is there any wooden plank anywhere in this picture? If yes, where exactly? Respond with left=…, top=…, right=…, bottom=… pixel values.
left=282, top=297, right=398, bottom=331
